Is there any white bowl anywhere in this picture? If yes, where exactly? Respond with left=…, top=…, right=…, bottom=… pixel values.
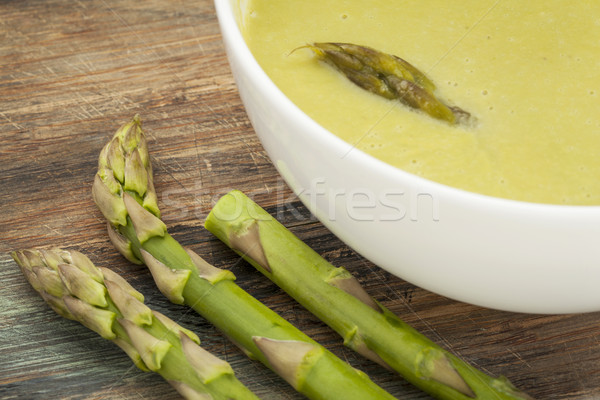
left=215, top=0, right=600, bottom=314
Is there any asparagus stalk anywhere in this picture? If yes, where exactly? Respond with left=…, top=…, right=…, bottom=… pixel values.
left=204, top=190, right=534, bottom=400
left=92, top=115, right=398, bottom=400
left=11, top=247, right=258, bottom=400
left=300, top=42, right=473, bottom=125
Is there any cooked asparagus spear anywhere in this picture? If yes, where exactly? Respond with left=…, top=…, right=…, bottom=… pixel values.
left=11, top=247, right=258, bottom=400
left=205, top=190, right=534, bottom=400
left=92, top=115, right=398, bottom=400
left=302, top=42, right=472, bottom=125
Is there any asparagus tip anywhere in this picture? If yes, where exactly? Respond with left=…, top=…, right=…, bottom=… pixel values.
left=303, top=42, right=474, bottom=126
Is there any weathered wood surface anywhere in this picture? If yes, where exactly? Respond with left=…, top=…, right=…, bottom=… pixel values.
left=1, top=1, right=599, bottom=399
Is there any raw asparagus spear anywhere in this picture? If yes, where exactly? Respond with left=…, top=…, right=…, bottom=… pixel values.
left=11, top=247, right=257, bottom=400
left=302, top=42, right=472, bottom=125
left=92, top=115, right=398, bottom=400
left=204, top=190, right=534, bottom=400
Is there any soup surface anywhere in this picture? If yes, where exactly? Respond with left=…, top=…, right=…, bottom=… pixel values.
left=242, top=0, right=600, bottom=205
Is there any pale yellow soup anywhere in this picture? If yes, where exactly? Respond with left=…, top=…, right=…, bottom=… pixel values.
left=242, top=1, right=600, bottom=205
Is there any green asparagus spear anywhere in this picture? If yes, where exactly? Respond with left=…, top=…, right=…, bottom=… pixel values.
left=11, top=247, right=258, bottom=400
left=92, top=115, right=398, bottom=400
left=301, top=42, right=472, bottom=125
left=205, top=190, right=534, bottom=400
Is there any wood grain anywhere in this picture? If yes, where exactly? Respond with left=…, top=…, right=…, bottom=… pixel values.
left=1, top=1, right=599, bottom=399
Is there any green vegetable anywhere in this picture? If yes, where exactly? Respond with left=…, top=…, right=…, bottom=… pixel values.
left=11, top=247, right=258, bottom=400
left=205, top=190, right=534, bottom=400
left=92, top=115, right=398, bottom=400
left=302, top=42, right=472, bottom=125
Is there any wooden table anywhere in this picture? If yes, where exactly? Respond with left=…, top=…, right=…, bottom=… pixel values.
left=1, top=1, right=598, bottom=399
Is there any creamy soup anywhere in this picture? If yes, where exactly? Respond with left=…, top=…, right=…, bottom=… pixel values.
left=241, top=1, right=600, bottom=205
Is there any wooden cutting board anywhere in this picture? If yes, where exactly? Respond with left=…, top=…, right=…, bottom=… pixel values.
left=1, top=1, right=598, bottom=399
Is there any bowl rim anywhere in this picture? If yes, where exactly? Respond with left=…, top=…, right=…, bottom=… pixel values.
left=215, top=0, right=600, bottom=217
